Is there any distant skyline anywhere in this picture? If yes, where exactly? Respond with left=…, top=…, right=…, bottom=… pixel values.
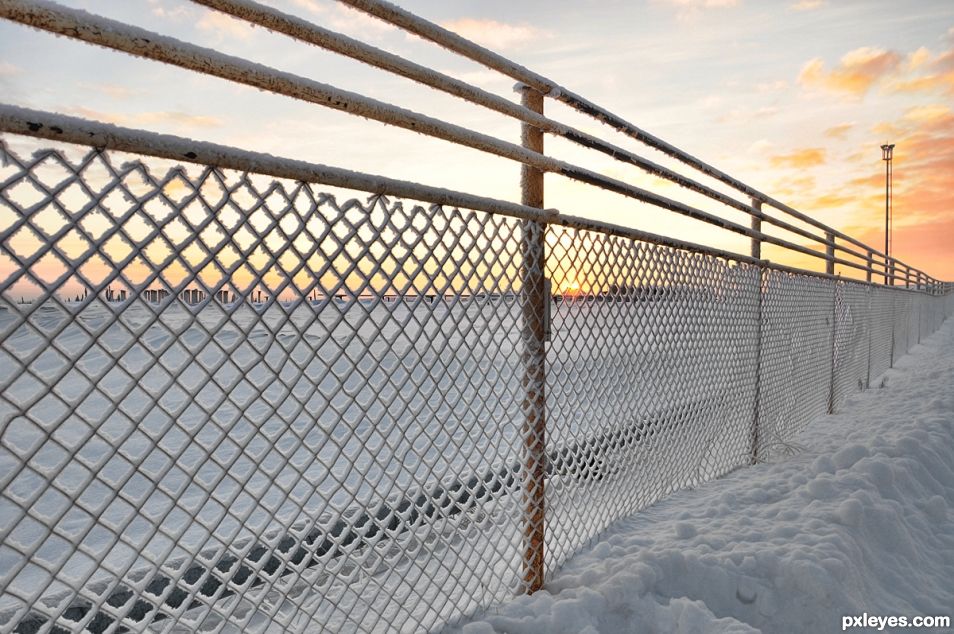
left=1, top=0, right=952, bottom=279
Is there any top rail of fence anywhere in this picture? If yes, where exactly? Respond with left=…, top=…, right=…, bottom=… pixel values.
left=0, top=0, right=948, bottom=290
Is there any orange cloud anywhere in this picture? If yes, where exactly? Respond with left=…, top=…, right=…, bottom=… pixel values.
left=769, top=147, right=827, bottom=169
left=440, top=18, right=548, bottom=50
left=791, top=0, right=825, bottom=10
left=798, top=47, right=902, bottom=95
left=902, top=104, right=954, bottom=126
left=883, top=44, right=954, bottom=96
left=809, top=192, right=853, bottom=209
left=836, top=108, right=954, bottom=280
left=824, top=123, right=855, bottom=139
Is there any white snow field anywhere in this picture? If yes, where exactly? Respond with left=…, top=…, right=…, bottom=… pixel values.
left=454, top=317, right=954, bottom=634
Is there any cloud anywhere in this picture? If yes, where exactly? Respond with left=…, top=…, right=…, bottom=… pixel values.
left=907, top=47, right=933, bottom=71
left=78, top=83, right=140, bottom=100
left=791, top=0, right=825, bottom=10
left=747, top=139, right=774, bottom=154
left=808, top=192, right=853, bottom=209
left=439, top=18, right=548, bottom=50
left=902, top=104, right=954, bottom=126
left=798, top=47, right=902, bottom=96
left=835, top=107, right=954, bottom=279
left=886, top=44, right=954, bottom=96
left=769, top=147, right=827, bottom=169
left=804, top=42, right=954, bottom=98
left=718, top=106, right=779, bottom=123
left=68, top=107, right=223, bottom=129
left=290, top=0, right=397, bottom=35
left=653, top=0, right=739, bottom=20
left=756, top=80, right=788, bottom=93
left=824, top=123, right=855, bottom=139
left=0, top=62, right=21, bottom=77
left=197, top=10, right=255, bottom=40
left=657, top=0, right=739, bottom=8
left=148, top=0, right=189, bottom=20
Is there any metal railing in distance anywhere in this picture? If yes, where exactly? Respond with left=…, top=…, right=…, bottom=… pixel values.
left=0, top=1, right=952, bottom=633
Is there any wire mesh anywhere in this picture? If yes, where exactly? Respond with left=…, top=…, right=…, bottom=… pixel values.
left=830, top=281, right=870, bottom=412
left=756, top=271, right=833, bottom=456
left=542, top=225, right=760, bottom=574
left=0, top=142, right=535, bottom=633
left=868, top=289, right=895, bottom=386
left=0, top=140, right=952, bottom=633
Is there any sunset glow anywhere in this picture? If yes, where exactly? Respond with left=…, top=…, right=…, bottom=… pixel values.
left=0, top=0, right=951, bottom=283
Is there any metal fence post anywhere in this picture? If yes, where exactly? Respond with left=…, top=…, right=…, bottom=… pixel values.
left=828, top=276, right=838, bottom=414
left=517, top=83, right=547, bottom=594
left=890, top=293, right=896, bottom=368
left=865, top=285, right=872, bottom=389
left=866, top=250, right=873, bottom=283
left=750, top=199, right=763, bottom=464
left=825, top=231, right=835, bottom=276
left=918, top=290, right=922, bottom=345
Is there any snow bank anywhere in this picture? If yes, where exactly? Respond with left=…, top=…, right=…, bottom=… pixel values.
left=454, top=319, right=954, bottom=633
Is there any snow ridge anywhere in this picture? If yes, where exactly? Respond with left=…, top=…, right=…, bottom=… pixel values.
left=457, top=319, right=954, bottom=634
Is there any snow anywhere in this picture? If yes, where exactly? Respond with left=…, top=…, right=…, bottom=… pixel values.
left=0, top=291, right=750, bottom=628
left=453, top=317, right=954, bottom=634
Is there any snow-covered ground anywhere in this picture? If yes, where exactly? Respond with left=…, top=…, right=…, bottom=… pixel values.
left=454, top=317, right=954, bottom=634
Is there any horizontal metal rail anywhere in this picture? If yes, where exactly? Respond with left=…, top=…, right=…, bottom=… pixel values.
left=0, top=104, right=939, bottom=292
left=190, top=0, right=853, bottom=266
left=0, top=0, right=935, bottom=286
left=336, top=0, right=931, bottom=282
left=1, top=4, right=952, bottom=633
left=0, top=104, right=554, bottom=223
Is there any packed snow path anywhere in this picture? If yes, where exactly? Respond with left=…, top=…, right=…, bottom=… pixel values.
left=455, top=318, right=954, bottom=634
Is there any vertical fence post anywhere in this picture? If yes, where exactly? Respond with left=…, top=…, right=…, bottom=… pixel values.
left=750, top=199, right=763, bottom=464
left=828, top=275, right=838, bottom=414
left=517, top=84, right=546, bottom=595
left=825, top=232, right=836, bottom=412
left=866, top=250, right=873, bottom=284
left=918, top=286, right=922, bottom=345
left=825, top=231, right=835, bottom=276
left=865, top=284, right=873, bottom=389
left=890, top=293, right=896, bottom=368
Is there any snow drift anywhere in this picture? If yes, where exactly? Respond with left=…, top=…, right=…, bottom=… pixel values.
left=455, top=319, right=954, bottom=633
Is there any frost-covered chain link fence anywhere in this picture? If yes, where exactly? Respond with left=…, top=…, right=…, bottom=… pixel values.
left=1, top=142, right=953, bottom=634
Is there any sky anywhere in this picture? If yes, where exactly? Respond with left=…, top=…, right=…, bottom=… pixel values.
left=1, top=0, right=953, bottom=282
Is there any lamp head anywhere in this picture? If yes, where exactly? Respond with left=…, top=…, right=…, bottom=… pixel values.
left=881, top=143, right=895, bottom=161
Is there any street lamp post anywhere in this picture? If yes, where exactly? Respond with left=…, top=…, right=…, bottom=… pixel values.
left=881, top=143, right=895, bottom=285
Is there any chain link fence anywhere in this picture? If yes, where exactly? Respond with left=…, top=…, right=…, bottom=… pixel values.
left=1, top=141, right=952, bottom=634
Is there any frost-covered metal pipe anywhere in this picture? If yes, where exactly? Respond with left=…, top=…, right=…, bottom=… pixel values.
left=0, top=0, right=790, bottom=257
left=517, top=85, right=546, bottom=596
left=188, top=0, right=873, bottom=263
left=0, top=0, right=920, bottom=282
left=0, top=102, right=901, bottom=285
left=3, top=102, right=899, bottom=295
left=826, top=232, right=835, bottom=276
left=336, top=0, right=899, bottom=267
left=192, top=0, right=808, bottom=244
left=0, top=103, right=555, bottom=222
